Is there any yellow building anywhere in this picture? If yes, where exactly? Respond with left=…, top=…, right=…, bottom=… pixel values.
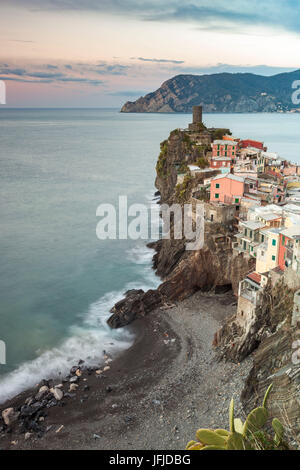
left=256, top=228, right=281, bottom=274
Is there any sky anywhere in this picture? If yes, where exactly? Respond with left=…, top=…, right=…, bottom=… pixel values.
left=1, top=0, right=300, bottom=107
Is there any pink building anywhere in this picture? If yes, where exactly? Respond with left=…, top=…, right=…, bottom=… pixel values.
left=210, top=174, right=245, bottom=204
left=283, top=166, right=300, bottom=176
left=212, top=140, right=238, bottom=158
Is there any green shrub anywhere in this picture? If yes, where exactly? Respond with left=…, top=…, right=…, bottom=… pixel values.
left=156, top=141, right=168, bottom=177
left=197, top=157, right=209, bottom=169
left=175, top=173, right=192, bottom=203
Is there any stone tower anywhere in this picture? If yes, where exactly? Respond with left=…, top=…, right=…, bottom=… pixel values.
left=193, top=105, right=202, bottom=124
left=188, top=105, right=204, bottom=132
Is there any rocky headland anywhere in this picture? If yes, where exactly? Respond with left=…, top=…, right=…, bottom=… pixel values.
left=121, top=70, right=300, bottom=113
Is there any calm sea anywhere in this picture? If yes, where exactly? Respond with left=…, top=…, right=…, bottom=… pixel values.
left=0, top=108, right=299, bottom=402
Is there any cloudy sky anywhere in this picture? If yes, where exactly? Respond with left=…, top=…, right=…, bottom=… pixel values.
left=1, top=0, right=300, bottom=107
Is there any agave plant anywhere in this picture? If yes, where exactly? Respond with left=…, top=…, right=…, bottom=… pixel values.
left=186, top=384, right=288, bottom=450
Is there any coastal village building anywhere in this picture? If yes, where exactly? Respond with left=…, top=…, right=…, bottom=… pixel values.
left=210, top=156, right=231, bottom=172
left=278, top=226, right=300, bottom=271
left=212, top=140, right=238, bottom=158
left=210, top=173, right=244, bottom=204
left=239, top=139, right=266, bottom=151
left=256, top=228, right=281, bottom=273
left=236, top=272, right=264, bottom=323
left=233, top=220, right=265, bottom=257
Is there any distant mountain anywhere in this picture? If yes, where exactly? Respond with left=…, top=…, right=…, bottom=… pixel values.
left=121, top=70, right=300, bottom=113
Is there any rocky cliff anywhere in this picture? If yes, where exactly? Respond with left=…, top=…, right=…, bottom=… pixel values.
left=121, top=70, right=300, bottom=113
left=107, top=126, right=254, bottom=328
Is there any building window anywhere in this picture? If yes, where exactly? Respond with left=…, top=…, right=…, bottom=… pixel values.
left=250, top=230, right=253, bottom=238
left=272, top=255, right=276, bottom=261
left=215, top=193, right=219, bottom=199
left=216, top=183, right=220, bottom=188
left=261, top=234, right=264, bottom=242
left=282, top=236, right=285, bottom=245
left=272, top=239, right=276, bottom=246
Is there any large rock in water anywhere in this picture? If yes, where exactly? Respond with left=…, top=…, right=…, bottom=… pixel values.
left=107, top=289, right=162, bottom=328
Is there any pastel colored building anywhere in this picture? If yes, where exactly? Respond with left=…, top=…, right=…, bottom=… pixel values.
left=210, top=173, right=245, bottom=204
left=210, top=156, right=232, bottom=170
left=256, top=228, right=281, bottom=274
left=283, top=166, right=300, bottom=177
left=212, top=140, right=238, bottom=158
left=278, top=226, right=300, bottom=271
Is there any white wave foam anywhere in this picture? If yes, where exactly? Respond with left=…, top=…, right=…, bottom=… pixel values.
left=0, top=193, right=161, bottom=404
left=0, top=289, right=134, bottom=404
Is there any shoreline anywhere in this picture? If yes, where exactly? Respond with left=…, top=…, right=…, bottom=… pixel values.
left=0, top=290, right=252, bottom=450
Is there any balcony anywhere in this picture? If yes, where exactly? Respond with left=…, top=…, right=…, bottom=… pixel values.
left=240, top=288, right=259, bottom=305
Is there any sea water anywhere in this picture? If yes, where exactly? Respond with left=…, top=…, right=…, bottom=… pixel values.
left=0, top=108, right=299, bottom=402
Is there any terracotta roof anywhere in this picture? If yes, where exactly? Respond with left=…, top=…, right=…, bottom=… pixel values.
left=247, top=272, right=261, bottom=285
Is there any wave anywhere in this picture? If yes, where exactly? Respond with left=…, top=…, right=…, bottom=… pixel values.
left=0, top=289, right=134, bottom=404
left=0, top=192, right=161, bottom=404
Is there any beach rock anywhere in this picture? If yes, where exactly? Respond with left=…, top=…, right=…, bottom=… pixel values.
left=69, top=384, right=78, bottom=392
left=50, top=387, right=63, bottom=401
left=69, top=376, right=79, bottom=384
left=2, top=408, right=20, bottom=426
left=25, top=396, right=34, bottom=406
left=46, top=399, right=57, bottom=408
left=35, top=385, right=49, bottom=401
left=108, top=289, right=162, bottom=328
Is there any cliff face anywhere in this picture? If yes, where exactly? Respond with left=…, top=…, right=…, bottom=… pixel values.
left=241, top=324, right=300, bottom=446
left=121, top=70, right=300, bottom=113
left=214, top=280, right=294, bottom=362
